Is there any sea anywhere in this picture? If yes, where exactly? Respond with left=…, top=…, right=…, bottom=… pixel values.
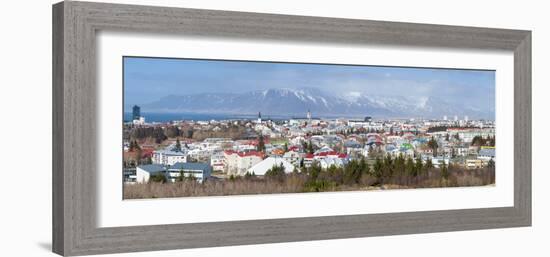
left=123, top=112, right=260, bottom=123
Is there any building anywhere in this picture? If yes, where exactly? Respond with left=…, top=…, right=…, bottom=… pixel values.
left=303, top=153, right=315, bottom=168
left=152, top=149, right=188, bottom=165
left=257, top=112, right=262, bottom=123
left=132, top=116, right=145, bottom=125
left=466, top=159, right=484, bottom=169
left=283, top=150, right=302, bottom=167
left=123, top=167, right=137, bottom=184
left=319, top=157, right=348, bottom=169
left=224, top=150, right=264, bottom=176
left=478, top=147, right=496, bottom=161
left=303, top=151, right=348, bottom=168
left=247, top=157, right=295, bottom=176
left=431, top=157, right=450, bottom=168
left=132, top=105, right=141, bottom=121
left=210, top=152, right=225, bottom=172
left=136, top=164, right=166, bottom=183
left=347, top=119, right=370, bottom=128
left=167, top=162, right=212, bottom=183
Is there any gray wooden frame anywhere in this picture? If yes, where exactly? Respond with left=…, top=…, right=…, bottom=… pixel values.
left=52, top=1, right=531, bottom=256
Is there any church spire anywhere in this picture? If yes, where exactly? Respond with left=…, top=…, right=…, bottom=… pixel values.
left=257, top=111, right=262, bottom=123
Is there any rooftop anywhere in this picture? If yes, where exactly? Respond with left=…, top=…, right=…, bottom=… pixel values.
left=169, top=162, right=212, bottom=171
left=154, top=149, right=187, bottom=156
left=137, top=164, right=166, bottom=173
left=479, top=148, right=496, bottom=157
left=224, top=150, right=264, bottom=158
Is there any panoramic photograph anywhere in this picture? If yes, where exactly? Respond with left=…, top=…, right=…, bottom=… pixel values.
left=122, top=56, right=496, bottom=199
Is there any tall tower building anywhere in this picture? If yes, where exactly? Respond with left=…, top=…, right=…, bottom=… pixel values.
left=307, top=109, right=311, bottom=120
left=132, top=105, right=141, bottom=121
left=257, top=112, right=262, bottom=123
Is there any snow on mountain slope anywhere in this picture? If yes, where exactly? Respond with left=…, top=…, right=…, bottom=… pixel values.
left=139, top=88, right=493, bottom=119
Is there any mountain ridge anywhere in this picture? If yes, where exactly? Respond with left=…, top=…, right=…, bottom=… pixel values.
left=131, top=88, right=494, bottom=119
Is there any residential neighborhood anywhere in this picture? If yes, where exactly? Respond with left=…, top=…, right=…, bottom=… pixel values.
left=123, top=106, right=496, bottom=198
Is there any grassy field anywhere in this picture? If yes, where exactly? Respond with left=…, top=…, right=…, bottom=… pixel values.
left=124, top=167, right=495, bottom=199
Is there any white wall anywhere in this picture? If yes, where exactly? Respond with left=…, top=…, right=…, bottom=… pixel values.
left=0, top=0, right=547, bottom=256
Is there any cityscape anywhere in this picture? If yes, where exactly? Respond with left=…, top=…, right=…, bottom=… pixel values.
left=122, top=57, right=496, bottom=199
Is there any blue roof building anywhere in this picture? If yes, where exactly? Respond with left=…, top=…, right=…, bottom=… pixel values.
left=135, top=164, right=166, bottom=183
left=478, top=148, right=496, bottom=161
left=166, top=162, right=212, bottom=183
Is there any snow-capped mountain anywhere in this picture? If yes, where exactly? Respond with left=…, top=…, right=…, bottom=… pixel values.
left=138, top=88, right=493, bottom=119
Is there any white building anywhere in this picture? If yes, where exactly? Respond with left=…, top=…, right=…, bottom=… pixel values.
left=210, top=152, right=225, bottom=172
left=283, top=150, right=302, bottom=167
left=224, top=150, right=264, bottom=176
left=431, top=157, right=450, bottom=168
left=319, top=157, right=347, bottom=169
left=247, top=157, right=295, bottom=176
left=136, top=164, right=166, bottom=183
left=152, top=149, right=188, bottom=165
left=132, top=116, right=146, bottom=125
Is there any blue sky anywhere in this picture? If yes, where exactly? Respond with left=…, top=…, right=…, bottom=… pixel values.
left=124, top=56, right=495, bottom=111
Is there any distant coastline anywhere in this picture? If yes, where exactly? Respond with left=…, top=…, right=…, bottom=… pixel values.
left=123, top=112, right=366, bottom=122
left=123, top=112, right=252, bottom=123
left=123, top=112, right=494, bottom=123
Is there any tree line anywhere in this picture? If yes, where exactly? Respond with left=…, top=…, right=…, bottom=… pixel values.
left=255, top=153, right=494, bottom=192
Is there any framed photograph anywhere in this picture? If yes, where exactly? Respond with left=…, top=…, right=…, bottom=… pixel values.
left=52, top=1, right=531, bottom=256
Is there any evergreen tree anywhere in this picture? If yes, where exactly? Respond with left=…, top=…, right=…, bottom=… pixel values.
left=394, top=153, right=406, bottom=176
left=149, top=173, right=166, bottom=183
left=440, top=161, right=449, bottom=180
left=135, top=144, right=142, bottom=165
left=428, top=136, right=439, bottom=156
left=343, top=160, right=362, bottom=185
left=257, top=133, right=266, bottom=152
left=373, top=157, right=383, bottom=181
left=176, top=170, right=184, bottom=182
left=129, top=140, right=135, bottom=152
left=415, top=156, right=424, bottom=176
left=308, top=161, right=322, bottom=181
left=244, top=171, right=256, bottom=180
left=425, top=158, right=434, bottom=169
left=405, top=156, right=415, bottom=176
left=307, top=140, right=314, bottom=154
left=359, top=156, right=369, bottom=174
left=487, top=158, right=495, bottom=168
left=187, top=173, right=196, bottom=181
left=383, top=153, right=394, bottom=179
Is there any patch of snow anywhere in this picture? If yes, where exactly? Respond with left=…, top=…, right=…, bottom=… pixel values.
left=294, top=91, right=306, bottom=101
left=320, top=97, right=329, bottom=108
